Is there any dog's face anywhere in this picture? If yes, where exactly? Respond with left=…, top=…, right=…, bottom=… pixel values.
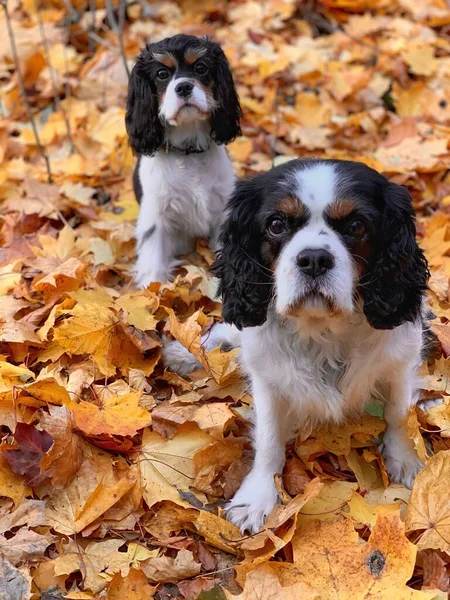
left=151, top=45, right=216, bottom=126
left=213, top=159, right=429, bottom=331
left=125, top=34, right=242, bottom=155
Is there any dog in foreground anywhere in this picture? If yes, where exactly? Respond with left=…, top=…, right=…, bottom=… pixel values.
left=164, top=160, right=428, bottom=532
left=164, top=158, right=430, bottom=533
left=125, top=34, right=241, bottom=287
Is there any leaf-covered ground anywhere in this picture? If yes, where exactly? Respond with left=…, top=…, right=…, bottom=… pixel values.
left=1, top=0, right=450, bottom=598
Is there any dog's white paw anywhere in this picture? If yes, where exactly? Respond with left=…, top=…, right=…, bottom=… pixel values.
left=381, top=428, right=424, bottom=489
left=226, top=471, right=278, bottom=534
left=161, top=338, right=201, bottom=376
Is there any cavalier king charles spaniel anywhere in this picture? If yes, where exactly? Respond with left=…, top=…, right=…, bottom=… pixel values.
left=126, top=34, right=242, bottom=287
left=163, top=158, right=430, bottom=533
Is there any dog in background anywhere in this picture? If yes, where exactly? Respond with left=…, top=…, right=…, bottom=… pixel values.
left=164, top=158, right=430, bottom=533
left=126, top=34, right=242, bottom=287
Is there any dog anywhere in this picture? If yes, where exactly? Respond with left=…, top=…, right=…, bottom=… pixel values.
left=125, top=34, right=242, bottom=287
left=163, top=158, right=430, bottom=533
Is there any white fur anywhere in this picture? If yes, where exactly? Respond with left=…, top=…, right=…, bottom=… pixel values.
left=135, top=145, right=235, bottom=287
left=276, top=164, right=354, bottom=315
left=160, top=77, right=212, bottom=125
left=163, top=161, right=426, bottom=533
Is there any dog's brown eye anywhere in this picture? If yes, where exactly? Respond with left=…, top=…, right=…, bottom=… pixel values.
left=157, top=68, right=169, bottom=80
left=194, top=62, right=208, bottom=75
left=347, top=219, right=366, bottom=239
left=267, top=218, right=286, bottom=236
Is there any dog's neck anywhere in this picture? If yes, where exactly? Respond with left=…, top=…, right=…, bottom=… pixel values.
left=163, top=120, right=212, bottom=155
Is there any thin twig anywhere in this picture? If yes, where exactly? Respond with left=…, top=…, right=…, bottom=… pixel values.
left=1, top=0, right=52, bottom=182
left=63, top=15, right=74, bottom=153
left=34, top=0, right=74, bottom=153
left=89, top=0, right=96, bottom=54
left=105, top=0, right=130, bottom=79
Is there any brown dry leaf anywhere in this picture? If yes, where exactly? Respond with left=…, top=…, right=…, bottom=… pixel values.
left=166, top=307, right=238, bottom=383
left=419, top=357, right=450, bottom=393
left=141, top=548, right=201, bottom=583
left=227, top=563, right=320, bottom=600
left=0, top=528, right=53, bottom=566
left=0, top=556, right=32, bottom=600
left=407, top=406, right=428, bottom=463
left=39, top=405, right=84, bottom=487
left=406, top=450, right=450, bottom=551
left=297, top=414, right=385, bottom=458
left=238, top=479, right=324, bottom=565
left=140, top=423, right=212, bottom=508
left=152, top=400, right=235, bottom=437
left=53, top=539, right=139, bottom=593
left=106, top=569, right=156, bottom=600
left=33, top=257, right=87, bottom=299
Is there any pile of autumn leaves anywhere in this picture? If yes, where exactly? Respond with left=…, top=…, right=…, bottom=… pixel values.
left=3, top=0, right=450, bottom=598
left=2, top=223, right=450, bottom=600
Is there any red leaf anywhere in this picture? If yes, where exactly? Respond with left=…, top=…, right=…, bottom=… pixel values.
left=4, top=423, right=53, bottom=486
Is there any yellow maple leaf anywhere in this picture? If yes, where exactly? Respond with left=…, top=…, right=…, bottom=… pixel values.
left=273, top=512, right=433, bottom=599
left=406, top=450, right=450, bottom=552
left=69, top=391, right=152, bottom=437
left=53, top=304, right=117, bottom=376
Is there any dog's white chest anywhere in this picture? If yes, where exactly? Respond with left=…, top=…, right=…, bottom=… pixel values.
left=138, top=147, right=234, bottom=237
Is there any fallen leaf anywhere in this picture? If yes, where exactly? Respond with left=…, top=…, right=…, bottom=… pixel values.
left=106, top=568, right=156, bottom=599
left=406, top=450, right=450, bottom=551
left=3, top=423, right=53, bottom=486
left=69, top=391, right=152, bottom=437
left=0, top=556, right=32, bottom=600
left=228, top=563, right=319, bottom=600
left=141, top=548, right=201, bottom=583
left=273, top=512, right=433, bottom=599
left=140, top=423, right=212, bottom=508
left=39, top=405, right=84, bottom=487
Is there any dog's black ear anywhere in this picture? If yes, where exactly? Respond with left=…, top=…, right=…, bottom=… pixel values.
left=212, top=177, right=272, bottom=330
left=125, top=50, right=164, bottom=156
left=361, top=181, right=429, bottom=329
left=209, top=43, right=242, bottom=145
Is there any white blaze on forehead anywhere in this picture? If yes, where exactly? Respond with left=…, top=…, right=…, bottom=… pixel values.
left=292, top=163, right=337, bottom=217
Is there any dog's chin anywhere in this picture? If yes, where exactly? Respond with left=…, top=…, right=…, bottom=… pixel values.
left=168, top=105, right=209, bottom=126
left=283, top=292, right=344, bottom=319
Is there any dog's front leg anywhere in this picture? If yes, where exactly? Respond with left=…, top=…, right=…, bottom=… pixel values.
left=227, top=374, right=289, bottom=533
left=135, top=223, right=175, bottom=288
left=381, top=363, right=424, bottom=489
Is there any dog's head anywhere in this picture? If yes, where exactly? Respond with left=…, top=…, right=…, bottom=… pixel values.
left=213, top=159, right=428, bottom=332
left=125, top=34, right=242, bottom=155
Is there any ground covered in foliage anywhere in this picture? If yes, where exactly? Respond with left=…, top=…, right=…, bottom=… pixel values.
left=1, top=0, right=450, bottom=598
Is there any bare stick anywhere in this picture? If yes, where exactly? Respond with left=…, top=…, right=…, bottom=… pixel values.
left=34, top=0, right=74, bottom=153
left=105, top=0, right=130, bottom=79
left=1, top=0, right=52, bottom=182
left=89, top=0, right=96, bottom=54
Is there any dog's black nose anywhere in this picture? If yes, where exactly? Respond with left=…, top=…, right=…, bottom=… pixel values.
left=175, top=81, right=194, bottom=98
left=297, top=248, right=335, bottom=277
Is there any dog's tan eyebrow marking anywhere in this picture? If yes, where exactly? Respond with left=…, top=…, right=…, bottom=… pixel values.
left=184, top=46, right=207, bottom=64
left=327, top=199, right=356, bottom=219
left=275, top=195, right=308, bottom=218
left=152, top=52, right=177, bottom=68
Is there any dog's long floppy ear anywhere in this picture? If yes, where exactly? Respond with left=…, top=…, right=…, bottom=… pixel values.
left=125, top=48, right=164, bottom=156
left=209, top=42, right=242, bottom=145
left=361, top=181, right=429, bottom=329
left=212, top=177, right=272, bottom=330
